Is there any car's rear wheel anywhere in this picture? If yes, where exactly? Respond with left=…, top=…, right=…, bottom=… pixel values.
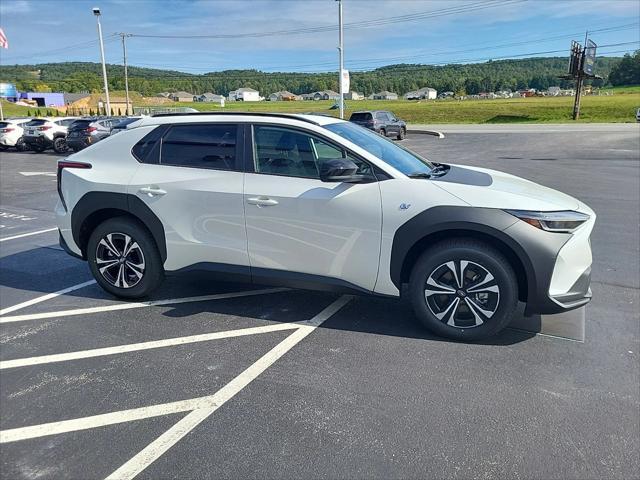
left=397, top=127, right=406, bottom=140
left=87, top=217, right=164, bottom=299
left=53, top=137, right=69, bottom=153
left=0, top=145, right=7, bottom=151
left=15, top=138, right=29, bottom=151
left=409, top=238, right=518, bottom=341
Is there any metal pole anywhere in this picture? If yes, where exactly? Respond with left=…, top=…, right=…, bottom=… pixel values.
left=0, top=100, right=4, bottom=121
left=337, top=0, right=344, bottom=119
left=121, top=33, right=130, bottom=115
left=95, top=12, right=111, bottom=115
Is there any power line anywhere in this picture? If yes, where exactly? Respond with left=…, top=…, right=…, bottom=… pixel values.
left=127, top=0, right=523, bottom=39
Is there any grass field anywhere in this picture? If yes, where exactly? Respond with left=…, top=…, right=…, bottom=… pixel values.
left=2, top=88, right=639, bottom=123
left=176, top=94, right=640, bottom=124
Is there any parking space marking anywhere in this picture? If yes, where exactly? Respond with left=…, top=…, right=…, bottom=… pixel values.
left=106, top=295, right=352, bottom=480
left=1, top=322, right=300, bottom=370
left=0, top=296, right=351, bottom=445
left=0, top=287, right=289, bottom=324
left=0, top=280, right=97, bottom=316
left=0, top=227, right=57, bottom=242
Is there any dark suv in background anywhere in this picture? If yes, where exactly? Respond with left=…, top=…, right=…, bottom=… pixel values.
left=66, top=118, right=120, bottom=152
left=349, top=110, right=407, bottom=140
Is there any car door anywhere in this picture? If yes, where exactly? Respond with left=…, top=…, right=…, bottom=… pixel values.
left=384, top=112, right=399, bottom=135
left=127, top=122, right=250, bottom=272
left=244, top=124, right=382, bottom=291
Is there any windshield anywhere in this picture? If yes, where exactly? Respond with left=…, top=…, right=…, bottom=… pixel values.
left=26, top=119, right=48, bottom=127
left=324, top=122, right=433, bottom=175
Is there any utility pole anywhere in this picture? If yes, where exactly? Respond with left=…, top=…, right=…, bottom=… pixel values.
left=120, top=33, right=131, bottom=115
left=562, top=33, right=599, bottom=121
left=337, top=0, right=344, bottom=119
left=93, top=7, right=111, bottom=116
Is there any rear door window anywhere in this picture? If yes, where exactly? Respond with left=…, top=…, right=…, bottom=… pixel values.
left=160, top=124, right=239, bottom=171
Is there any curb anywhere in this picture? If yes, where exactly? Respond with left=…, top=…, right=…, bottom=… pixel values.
left=407, top=129, right=445, bottom=138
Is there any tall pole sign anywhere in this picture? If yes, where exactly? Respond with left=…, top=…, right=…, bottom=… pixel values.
left=562, top=35, right=599, bottom=120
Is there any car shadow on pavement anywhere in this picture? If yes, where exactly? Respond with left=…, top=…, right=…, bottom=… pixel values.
left=1, top=248, right=536, bottom=346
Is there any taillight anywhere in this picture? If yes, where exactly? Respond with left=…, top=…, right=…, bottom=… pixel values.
left=86, top=127, right=97, bottom=133
left=0, top=128, right=15, bottom=133
left=38, top=126, right=52, bottom=131
left=57, top=161, right=92, bottom=211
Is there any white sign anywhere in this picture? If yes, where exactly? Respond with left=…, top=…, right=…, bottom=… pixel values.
left=341, top=69, right=350, bottom=93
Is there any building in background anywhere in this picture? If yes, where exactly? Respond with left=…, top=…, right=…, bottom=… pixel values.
left=229, top=87, right=261, bottom=101
left=0, top=83, right=19, bottom=102
left=195, top=93, right=225, bottom=104
left=405, top=87, right=437, bottom=100
left=371, top=91, right=398, bottom=100
left=170, top=91, right=194, bottom=102
left=344, top=91, right=364, bottom=100
left=268, top=91, right=298, bottom=101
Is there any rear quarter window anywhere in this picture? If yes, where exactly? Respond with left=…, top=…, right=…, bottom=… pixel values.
left=350, top=113, right=372, bottom=122
left=160, top=124, right=238, bottom=171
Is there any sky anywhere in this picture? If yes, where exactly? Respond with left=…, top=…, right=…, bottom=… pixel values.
left=0, top=0, right=638, bottom=74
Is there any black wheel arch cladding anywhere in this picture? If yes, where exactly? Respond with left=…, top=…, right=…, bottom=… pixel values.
left=390, top=205, right=571, bottom=311
left=71, top=192, right=167, bottom=262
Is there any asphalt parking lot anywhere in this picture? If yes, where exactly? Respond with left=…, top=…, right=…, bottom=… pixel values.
left=1, top=124, right=638, bottom=479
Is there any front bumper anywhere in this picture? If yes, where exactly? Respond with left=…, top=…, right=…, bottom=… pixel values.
left=0, top=134, right=19, bottom=147
left=502, top=210, right=595, bottom=315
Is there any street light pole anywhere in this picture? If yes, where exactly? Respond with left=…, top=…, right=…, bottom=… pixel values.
left=120, top=33, right=131, bottom=115
left=93, top=7, right=111, bottom=116
left=337, top=0, right=344, bottom=119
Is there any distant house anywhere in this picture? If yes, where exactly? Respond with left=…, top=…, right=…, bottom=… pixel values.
left=344, top=91, right=364, bottom=100
left=304, top=90, right=341, bottom=101
left=547, top=86, right=561, bottom=96
left=157, top=92, right=171, bottom=98
left=405, top=87, right=437, bottom=100
left=170, top=91, right=194, bottom=102
left=195, top=93, right=225, bottom=105
left=371, top=91, right=398, bottom=100
left=19, top=92, right=65, bottom=107
left=229, top=87, right=260, bottom=102
left=268, top=90, right=298, bottom=101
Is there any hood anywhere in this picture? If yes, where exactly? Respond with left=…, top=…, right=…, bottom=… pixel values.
left=431, top=164, right=581, bottom=211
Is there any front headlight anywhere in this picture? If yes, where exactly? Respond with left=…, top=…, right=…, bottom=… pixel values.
left=505, top=210, right=590, bottom=233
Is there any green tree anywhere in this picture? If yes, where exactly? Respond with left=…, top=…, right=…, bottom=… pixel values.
left=608, top=50, right=640, bottom=86
left=27, top=109, right=31, bottom=116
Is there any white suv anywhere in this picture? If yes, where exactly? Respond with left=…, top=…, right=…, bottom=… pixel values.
left=56, top=113, right=595, bottom=340
left=0, top=118, right=31, bottom=151
left=23, top=117, right=78, bottom=153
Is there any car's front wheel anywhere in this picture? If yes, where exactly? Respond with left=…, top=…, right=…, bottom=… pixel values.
left=409, top=238, right=518, bottom=341
left=87, top=217, right=164, bottom=299
left=397, top=127, right=406, bottom=140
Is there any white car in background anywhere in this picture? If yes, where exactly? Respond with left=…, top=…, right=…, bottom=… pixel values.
left=56, top=112, right=595, bottom=341
left=23, top=117, right=79, bottom=153
left=0, top=118, right=31, bottom=151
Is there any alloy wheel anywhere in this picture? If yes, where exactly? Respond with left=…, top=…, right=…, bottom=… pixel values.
left=95, top=232, right=145, bottom=288
left=424, top=260, right=500, bottom=328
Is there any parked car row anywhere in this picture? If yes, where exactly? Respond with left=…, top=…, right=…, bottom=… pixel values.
left=0, top=116, right=141, bottom=154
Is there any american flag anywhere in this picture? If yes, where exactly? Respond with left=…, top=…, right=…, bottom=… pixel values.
left=0, top=28, right=8, bottom=49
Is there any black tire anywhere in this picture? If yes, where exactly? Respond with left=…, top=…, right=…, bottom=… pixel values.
left=15, top=138, right=29, bottom=152
left=0, top=145, right=7, bottom=151
left=53, top=136, right=69, bottom=154
left=409, top=238, right=518, bottom=341
left=379, top=128, right=386, bottom=137
left=87, top=217, right=164, bottom=299
left=397, top=127, right=406, bottom=140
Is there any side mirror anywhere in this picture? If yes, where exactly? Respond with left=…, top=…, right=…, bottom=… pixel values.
left=319, top=158, right=362, bottom=183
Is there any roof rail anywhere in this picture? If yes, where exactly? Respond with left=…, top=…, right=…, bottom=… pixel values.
left=150, top=111, right=325, bottom=125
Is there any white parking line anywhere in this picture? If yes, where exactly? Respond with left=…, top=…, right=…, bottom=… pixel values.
left=0, top=296, right=351, bottom=446
left=0, top=288, right=289, bottom=324
left=0, top=280, right=97, bottom=316
left=0, top=322, right=300, bottom=370
left=0, top=227, right=57, bottom=242
left=106, top=295, right=351, bottom=480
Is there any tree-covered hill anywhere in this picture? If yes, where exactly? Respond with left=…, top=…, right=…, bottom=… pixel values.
left=0, top=56, right=626, bottom=97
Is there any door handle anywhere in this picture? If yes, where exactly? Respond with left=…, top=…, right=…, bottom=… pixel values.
left=138, top=186, right=167, bottom=197
left=247, top=196, right=278, bottom=207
